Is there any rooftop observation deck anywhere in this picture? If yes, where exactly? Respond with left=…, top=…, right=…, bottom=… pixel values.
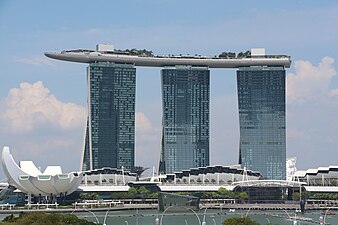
left=44, top=48, right=291, bottom=68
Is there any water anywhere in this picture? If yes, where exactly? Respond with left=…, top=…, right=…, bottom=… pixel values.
left=74, top=209, right=336, bottom=225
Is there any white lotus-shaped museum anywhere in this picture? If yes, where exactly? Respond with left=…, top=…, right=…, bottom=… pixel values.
left=1, top=146, right=83, bottom=196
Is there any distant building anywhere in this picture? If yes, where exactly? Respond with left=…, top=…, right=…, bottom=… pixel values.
left=82, top=63, right=136, bottom=171
left=159, top=66, right=210, bottom=174
left=237, top=66, right=286, bottom=180
left=292, top=166, right=338, bottom=186
left=2, top=146, right=82, bottom=204
left=161, top=165, right=262, bottom=185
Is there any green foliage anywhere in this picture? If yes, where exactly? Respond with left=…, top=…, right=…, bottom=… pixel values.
left=222, top=217, right=259, bottom=225
left=79, top=193, right=99, bottom=201
left=0, top=212, right=98, bottom=225
left=138, top=186, right=150, bottom=199
left=111, top=186, right=155, bottom=200
left=199, top=191, right=218, bottom=199
left=111, top=192, right=129, bottom=199
left=217, top=187, right=231, bottom=198
left=293, top=191, right=312, bottom=201
left=116, top=49, right=153, bottom=57
left=150, top=192, right=158, bottom=199
left=237, top=192, right=249, bottom=201
left=237, top=51, right=251, bottom=58
left=128, top=187, right=138, bottom=198
left=219, top=50, right=250, bottom=59
left=218, top=52, right=236, bottom=58
left=293, top=192, right=300, bottom=201
left=312, top=193, right=338, bottom=200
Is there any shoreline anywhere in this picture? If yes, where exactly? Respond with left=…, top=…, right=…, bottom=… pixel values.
left=0, top=203, right=335, bottom=214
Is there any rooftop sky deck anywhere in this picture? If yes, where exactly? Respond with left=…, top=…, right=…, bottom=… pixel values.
left=45, top=47, right=291, bottom=68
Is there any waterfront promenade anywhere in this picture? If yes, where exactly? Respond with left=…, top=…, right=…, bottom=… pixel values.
left=0, top=202, right=336, bottom=214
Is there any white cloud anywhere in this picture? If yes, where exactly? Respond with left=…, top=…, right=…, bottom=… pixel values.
left=136, top=112, right=152, bottom=133
left=210, top=95, right=239, bottom=166
left=287, top=57, right=336, bottom=103
left=287, top=57, right=338, bottom=169
left=15, top=56, right=55, bottom=66
left=135, top=111, right=161, bottom=168
left=329, top=88, right=338, bottom=97
left=1, top=81, right=85, bottom=133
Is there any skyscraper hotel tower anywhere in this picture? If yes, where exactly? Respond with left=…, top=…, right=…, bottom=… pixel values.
left=45, top=46, right=291, bottom=179
left=81, top=61, right=136, bottom=171
left=237, top=66, right=286, bottom=180
left=159, top=66, right=210, bottom=174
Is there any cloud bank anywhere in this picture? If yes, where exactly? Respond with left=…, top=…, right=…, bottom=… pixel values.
left=135, top=111, right=161, bottom=168
left=287, top=57, right=338, bottom=169
left=1, top=81, right=85, bottom=133
left=287, top=57, right=336, bottom=102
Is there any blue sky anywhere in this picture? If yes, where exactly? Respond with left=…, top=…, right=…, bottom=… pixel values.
left=1, top=0, right=338, bottom=177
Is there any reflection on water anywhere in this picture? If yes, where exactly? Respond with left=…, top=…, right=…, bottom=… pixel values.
left=74, top=209, right=334, bottom=225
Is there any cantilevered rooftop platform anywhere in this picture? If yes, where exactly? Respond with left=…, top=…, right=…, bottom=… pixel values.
left=45, top=45, right=291, bottom=68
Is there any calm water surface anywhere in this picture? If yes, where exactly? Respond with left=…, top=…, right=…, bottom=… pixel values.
left=74, top=209, right=336, bottom=225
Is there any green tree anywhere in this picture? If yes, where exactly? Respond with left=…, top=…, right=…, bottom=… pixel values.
left=138, top=186, right=150, bottom=199
left=89, top=193, right=99, bottom=200
left=222, top=217, right=259, bottom=225
left=79, top=193, right=99, bottom=201
left=79, top=193, right=88, bottom=201
left=209, top=192, right=218, bottom=199
left=0, top=212, right=98, bottom=225
left=150, top=192, right=158, bottom=199
left=128, top=187, right=138, bottom=199
left=293, top=192, right=300, bottom=201
left=237, top=192, right=249, bottom=203
left=218, top=187, right=231, bottom=198
left=293, top=191, right=311, bottom=201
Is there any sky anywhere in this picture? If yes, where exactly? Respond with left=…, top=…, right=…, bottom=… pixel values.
left=1, top=0, right=338, bottom=178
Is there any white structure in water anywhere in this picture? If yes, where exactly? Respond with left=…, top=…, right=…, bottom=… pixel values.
left=1, top=146, right=82, bottom=197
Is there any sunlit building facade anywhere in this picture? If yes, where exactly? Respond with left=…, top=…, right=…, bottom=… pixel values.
left=237, top=66, right=286, bottom=180
left=82, top=63, right=136, bottom=171
left=159, top=66, right=210, bottom=174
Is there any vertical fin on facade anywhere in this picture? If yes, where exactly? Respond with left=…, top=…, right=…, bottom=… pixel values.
left=82, top=118, right=90, bottom=171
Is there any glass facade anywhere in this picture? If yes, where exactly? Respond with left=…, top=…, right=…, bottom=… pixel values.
left=237, top=66, right=286, bottom=180
left=159, top=66, right=210, bottom=174
left=82, top=63, right=136, bottom=171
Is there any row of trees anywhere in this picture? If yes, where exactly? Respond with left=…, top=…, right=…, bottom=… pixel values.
left=292, top=191, right=338, bottom=201
left=109, top=186, right=158, bottom=200
left=218, top=50, right=251, bottom=58
left=176, top=187, right=248, bottom=202
left=115, top=48, right=154, bottom=56
left=79, top=193, right=100, bottom=201
left=79, top=187, right=249, bottom=202
left=311, top=193, right=338, bottom=200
